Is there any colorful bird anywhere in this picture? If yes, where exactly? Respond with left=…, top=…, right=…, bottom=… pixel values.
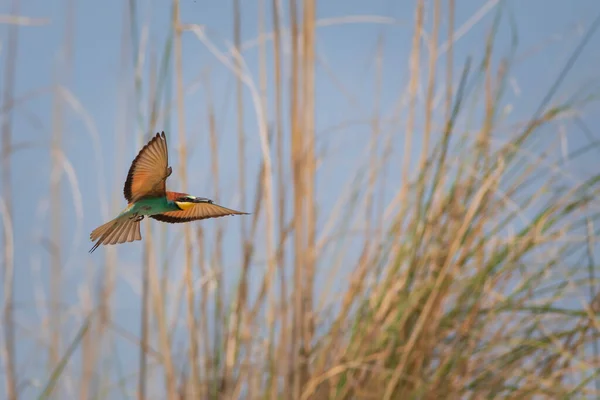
left=89, top=131, right=248, bottom=253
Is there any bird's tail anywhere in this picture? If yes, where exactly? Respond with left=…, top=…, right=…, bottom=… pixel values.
left=89, top=214, right=142, bottom=253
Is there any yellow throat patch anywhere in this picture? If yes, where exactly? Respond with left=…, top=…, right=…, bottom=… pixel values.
left=175, top=201, right=195, bottom=211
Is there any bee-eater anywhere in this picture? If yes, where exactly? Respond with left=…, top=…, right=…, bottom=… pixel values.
left=89, top=131, right=248, bottom=253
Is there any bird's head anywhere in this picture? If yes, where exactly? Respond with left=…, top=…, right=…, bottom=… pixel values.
left=168, top=192, right=214, bottom=210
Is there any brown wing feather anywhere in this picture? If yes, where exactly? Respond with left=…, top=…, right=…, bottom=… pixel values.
left=123, top=131, right=172, bottom=202
left=150, top=202, right=248, bottom=224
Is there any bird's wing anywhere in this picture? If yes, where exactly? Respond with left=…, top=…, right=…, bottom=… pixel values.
left=150, top=202, right=248, bottom=223
left=89, top=215, right=142, bottom=253
left=123, top=131, right=172, bottom=203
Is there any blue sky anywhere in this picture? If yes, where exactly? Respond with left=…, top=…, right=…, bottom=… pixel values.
left=1, top=0, right=600, bottom=396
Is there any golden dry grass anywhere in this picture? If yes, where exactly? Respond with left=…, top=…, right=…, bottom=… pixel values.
left=2, top=1, right=600, bottom=399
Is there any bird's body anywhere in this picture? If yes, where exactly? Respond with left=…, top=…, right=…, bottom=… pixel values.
left=89, top=132, right=248, bottom=253
left=124, top=196, right=178, bottom=216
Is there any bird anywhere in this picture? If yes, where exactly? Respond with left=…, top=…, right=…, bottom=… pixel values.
left=89, top=131, right=248, bottom=253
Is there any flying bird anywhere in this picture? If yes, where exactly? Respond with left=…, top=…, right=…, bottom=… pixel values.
left=89, top=131, right=248, bottom=253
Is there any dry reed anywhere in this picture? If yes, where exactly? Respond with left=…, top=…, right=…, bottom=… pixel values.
left=3, top=1, right=600, bottom=400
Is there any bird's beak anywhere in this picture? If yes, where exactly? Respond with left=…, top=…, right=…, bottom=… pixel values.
left=192, top=197, right=213, bottom=204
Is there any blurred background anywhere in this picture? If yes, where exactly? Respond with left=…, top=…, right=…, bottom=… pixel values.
left=2, top=0, right=600, bottom=399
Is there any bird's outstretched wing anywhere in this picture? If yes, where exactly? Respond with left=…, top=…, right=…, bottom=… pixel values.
left=150, top=202, right=248, bottom=223
left=124, top=131, right=172, bottom=202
